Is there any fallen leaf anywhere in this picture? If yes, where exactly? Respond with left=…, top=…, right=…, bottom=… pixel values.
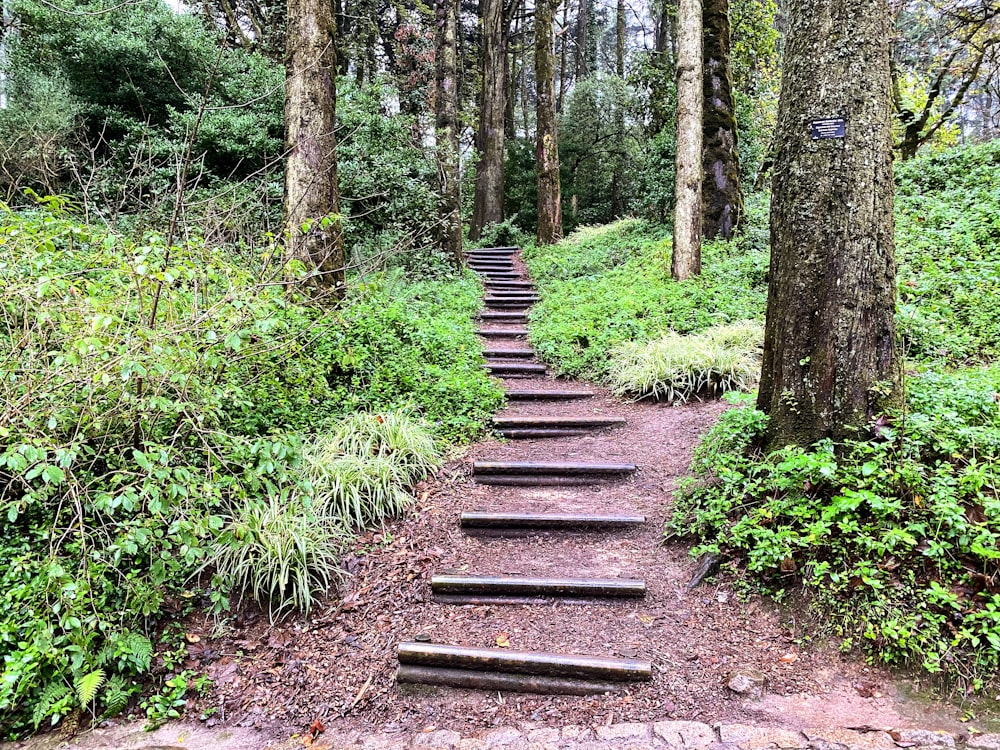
left=779, top=652, right=798, bottom=663
left=185, top=633, right=201, bottom=644
left=309, top=718, right=325, bottom=735
left=495, top=632, right=510, bottom=648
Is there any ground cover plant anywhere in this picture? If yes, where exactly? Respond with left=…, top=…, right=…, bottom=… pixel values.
left=0, top=199, right=501, bottom=736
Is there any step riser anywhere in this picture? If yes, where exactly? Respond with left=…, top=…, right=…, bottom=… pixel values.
left=475, top=476, right=614, bottom=486
left=498, top=429, right=592, bottom=439
left=473, top=461, right=637, bottom=477
left=505, top=391, right=594, bottom=400
left=475, top=329, right=529, bottom=337
left=461, top=512, right=646, bottom=530
left=486, top=366, right=547, bottom=375
left=431, top=575, right=646, bottom=598
left=479, top=313, right=528, bottom=320
left=397, top=665, right=621, bottom=695
left=494, top=417, right=625, bottom=429
left=483, top=350, right=535, bottom=358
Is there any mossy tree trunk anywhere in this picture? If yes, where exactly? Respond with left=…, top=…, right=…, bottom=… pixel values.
left=470, top=0, right=509, bottom=240
left=435, top=0, right=462, bottom=264
left=701, top=0, right=742, bottom=240
left=671, top=0, right=703, bottom=280
left=284, top=0, right=345, bottom=298
left=535, top=0, right=562, bottom=244
left=757, top=0, right=901, bottom=448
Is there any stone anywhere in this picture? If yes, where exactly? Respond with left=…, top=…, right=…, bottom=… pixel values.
left=894, top=731, right=955, bottom=749
left=483, top=727, right=525, bottom=748
left=968, top=735, right=1000, bottom=750
left=526, top=728, right=561, bottom=744
left=716, top=724, right=807, bottom=750
left=413, top=729, right=463, bottom=748
left=457, top=740, right=487, bottom=750
left=596, top=723, right=651, bottom=742
left=562, top=726, right=591, bottom=741
left=726, top=671, right=766, bottom=699
left=654, top=721, right=717, bottom=749
left=804, top=728, right=896, bottom=750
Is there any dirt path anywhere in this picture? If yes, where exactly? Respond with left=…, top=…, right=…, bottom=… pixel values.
left=14, top=249, right=989, bottom=750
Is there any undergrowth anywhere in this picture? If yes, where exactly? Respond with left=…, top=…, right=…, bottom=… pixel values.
left=0, top=199, right=497, bottom=736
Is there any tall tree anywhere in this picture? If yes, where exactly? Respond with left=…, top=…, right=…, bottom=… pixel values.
left=536, top=0, right=563, bottom=243
left=671, top=0, right=703, bottom=279
left=701, top=0, right=743, bottom=239
left=435, top=0, right=463, bottom=263
left=757, top=0, right=901, bottom=447
left=284, top=0, right=345, bottom=297
left=470, top=0, right=510, bottom=240
left=610, top=0, right=627, bottom=217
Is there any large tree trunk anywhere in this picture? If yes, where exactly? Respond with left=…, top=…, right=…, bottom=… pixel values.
left=671, top=0, right=702, bottom=280
left=701, top=0, right=742, bottom=239
left=609, top=0, right=626, bottom=217
left=284, top=0, right=345, bottom=297
left=574, top=0, right=589, bottom=80
left=757, top=0, right=901, bottom=448
left=535, top=0, right=563, bottom=244
left=470, top=0, right=508, bottom=240
left=435, top=0, right=463, bottom=263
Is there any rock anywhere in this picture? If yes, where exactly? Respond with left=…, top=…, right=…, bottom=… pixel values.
left=526, top=728, right=560, bottom=744
left=654, top=720, right=717, bottom=749
left=804, top=728, right=896, bottom=750
left=727, top=671, right=766, bottom=699
left=968, top=735, right=1000, bottom=750
left=483, top=727, right=525, bottom=748
left=457, top=740, right=487, bottom=750
left=562, top=725, right=591, bottom=741
left=413, top=729, right=463, bottom=748
left=595, top=723, right=651, bottom=742
left=894, top=731, right=955, bottom=749
left=716, top=724, right=807, bottom=750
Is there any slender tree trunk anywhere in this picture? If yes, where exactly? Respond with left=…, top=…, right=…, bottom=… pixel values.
left=757, top=0, right=901, bottom=448
left=284, top=0, right=345, bottom=297
left=557, top=0, right=569, bottom=112
left=615, top=0, right=625, bottom=76
left=609, top=0, right=626, bottom=217
left=435, top=0, right=463, bottom=264
left=574, top=0, right=588, bottom=79
left=505, top=1, right=520, bottom=138
left=470, top=0, right=509, bottom=240
left=701, top=0, right=742, bottom=239
left=535, top=0, right=563, bottom=244
left=649, top=0, right=675, bottom=135
left=671, top=0, right=702, bottom=280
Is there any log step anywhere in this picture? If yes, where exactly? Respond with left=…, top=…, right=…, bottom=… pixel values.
left=396, top=665, right=621, bottom=695
left=470, top=265, right=516, bottom=273
left=473, top=461, right=637, bottom=477
left=475, top=328, right=529, bottom=337
left=505, top=389, right=595, bottom=400
left=498, top=428, right=591, bottom=439
left=431, top=574, right=646, bottom=598
left=479, top=312, right=527, bottom=321
left=486, top=362, right=547, bottom=375
left=397, top=642, right=651, bottom=682
left=486, top=281, right=533, bottom=289
left=468, top=245, right=518, bottom=253
left=483, top=349, right=535, bottom=358
left=493, top=416, right=625, bottom=429
left=486, top=302, right=534, bottom=310
left=487, top=289, right=538, bottom=297
left=461, top=511, right=646, bottom=531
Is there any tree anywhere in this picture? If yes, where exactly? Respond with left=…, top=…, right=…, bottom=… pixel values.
left=671, top=0, right=703, bottom=279
left=701, top=0, right=742, bottom=239
left=284, top=0, right=345, bottom=296
left=536, top=0, right=563, bottom=244
left=470, top=0, right=512, bottom=240
left=757, top=0, right=901, bottom=448
left=434, top=0, right=462, bottom=262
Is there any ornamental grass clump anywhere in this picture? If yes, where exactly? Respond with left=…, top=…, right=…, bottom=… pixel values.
left=609, top=321, right=763, bottom=402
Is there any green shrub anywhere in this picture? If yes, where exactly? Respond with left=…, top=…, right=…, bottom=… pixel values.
left=669, top=367, right=1000, bottom=693
left=609, top=321, right=763, bottom=401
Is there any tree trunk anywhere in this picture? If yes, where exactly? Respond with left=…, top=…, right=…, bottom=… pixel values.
left=470, top=0, right=508, bottom=240
left=557, top=0, right=569, bottom=112
left=700, top=0, right=742, bottom=239
left=536, top=0, right=563, bottom=244
left=284, top=0, right=345, bottom=297
left=435, top=0, right=463, bottom=263
left=671, top=0, right=702, bottom=280
left=757, top=0, right=901, bottom=448
left=609, top=0, right=626, bottom=217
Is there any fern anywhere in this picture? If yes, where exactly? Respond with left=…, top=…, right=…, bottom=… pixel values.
left=32, top=681, right=70, bottom=728
left=102, top=675, right=130, bottom=717
left=123, top=632, right=153, bottom=672
left=75, top=669, right=105, bottom=705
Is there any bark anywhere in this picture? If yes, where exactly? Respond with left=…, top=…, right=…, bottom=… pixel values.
left=757, top=0, right=901, bottom=448
left=435, top=0, right=463, bottom=263
left=609, top=0, right=626, bottom=217
left=535, top=0, right=563, bottom=244
left=470, top=0, right=509, bottom=240
left=701, top=0, right=742, bottom=239
left=558, top=0, right=569, bottom=111
left=574, top=0, right=589, bottom=79
left=671, top=0, right=702, bottom=280
left=283, top=0, right=345, bottom=298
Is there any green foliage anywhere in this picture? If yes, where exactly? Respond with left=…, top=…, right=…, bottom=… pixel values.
left=669, top=366, right=1000, bottom=693
left=0, top=201, right=497, bottom=737
left=523, top=215, right=769, bottom=379
left=609, top=322, right=763, bottom=402
left=895, top=141, right=1000, bottom=366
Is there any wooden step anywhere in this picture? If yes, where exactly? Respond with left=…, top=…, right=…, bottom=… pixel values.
left=461, top=511, right=646, bottom=531
left=505, top=389, right=594, bottom=400
left=496, top=428, right=592, bottom=439
left=486, top=362, right=547, bottom=375
left=479, top=311, right=527, bottom=321
left=487, top=289, right=538, bottom=297
left=485, top=281, right=533, bottom=289
left=485, top=300, right=535, bottom=309
left=473, top=461, right=636, bottom=477
left=431, top=574, right=646, bottom=598
left=483, top=349, right=535, bottom=358
left=477, top=273, right=521, bottom=280
left=397, top=665, right=622, bottom=695
left=470, top=265, right=516, bottom=273
left=475, top=328, right=529, bottom=337
left=468, top=245, right=518, bottom=253
left=397, top=642, right=651, bottom=682
left=493, top=416, right=625, bottom=429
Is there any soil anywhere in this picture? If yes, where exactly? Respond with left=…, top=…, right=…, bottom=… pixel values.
left=144, top=253, right=989, bottom=741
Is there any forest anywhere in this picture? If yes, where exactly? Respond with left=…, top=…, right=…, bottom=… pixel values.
left=1, top=0, right=1000, bottom=741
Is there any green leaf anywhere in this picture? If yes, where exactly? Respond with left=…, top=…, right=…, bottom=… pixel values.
left=75, top=669, right=106, bottom=705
